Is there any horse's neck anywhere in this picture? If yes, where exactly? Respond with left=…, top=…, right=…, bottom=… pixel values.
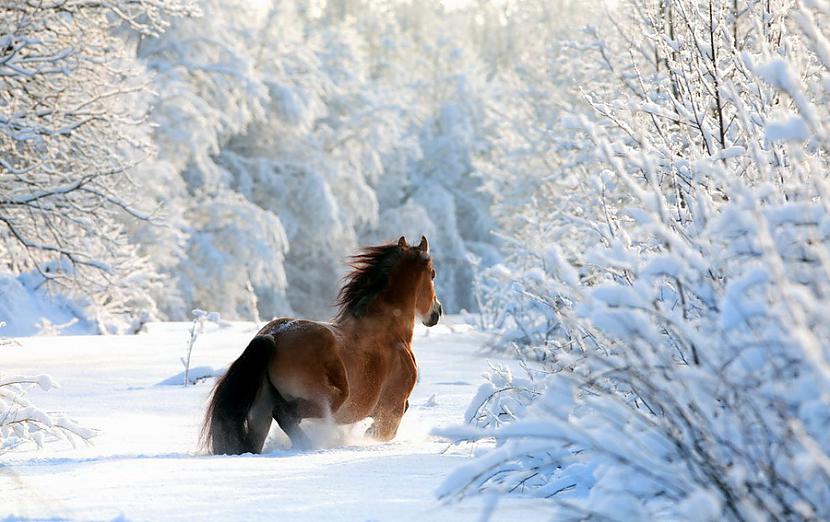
left=383, top=313, right=416, bottom=345
left=380, top=278, right=420, bottom=344
left=339, top=313, right=415, bottom=347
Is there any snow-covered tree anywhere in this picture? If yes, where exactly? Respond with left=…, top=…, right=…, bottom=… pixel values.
left=0, top=0, right=195, bottom=332
left=446, top=1, right=830, bottom=519
left=131, top=0, right=507, bottom=320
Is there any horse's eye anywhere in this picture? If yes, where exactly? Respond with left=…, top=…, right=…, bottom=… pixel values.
left=431, top=269, right=436, bottom=279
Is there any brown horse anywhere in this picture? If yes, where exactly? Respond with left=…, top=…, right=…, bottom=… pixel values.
left=202, top=235, right=442, bottom=454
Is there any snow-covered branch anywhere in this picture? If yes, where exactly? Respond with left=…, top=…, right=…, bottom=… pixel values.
left=0, top=374, right=96, bottom=454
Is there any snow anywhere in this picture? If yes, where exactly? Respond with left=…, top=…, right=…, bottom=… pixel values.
left=0, top=272, right=96, bottom=337
left=157, top=366, right=220, bottom=386
left=756, top=59, right=795, bottom=90
left=0, top=317, right=545, bottom=521
left=765, top=116, right=810, bottom=142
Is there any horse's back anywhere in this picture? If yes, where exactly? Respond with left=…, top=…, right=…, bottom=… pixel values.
left=258, top=317, right=334, bottom=339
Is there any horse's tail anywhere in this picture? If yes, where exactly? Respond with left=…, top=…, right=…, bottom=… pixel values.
left=201, top=335, right=276, bottom=455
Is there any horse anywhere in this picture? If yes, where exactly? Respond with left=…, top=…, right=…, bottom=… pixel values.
left=201, top=235, right=443, bottom=454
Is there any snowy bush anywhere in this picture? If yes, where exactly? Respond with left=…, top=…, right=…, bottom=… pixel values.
left=463, top=361, right=547, bottom=431
left=445, top=1, right=830, bottom=519
left=0, top=375, right=95, bottom=454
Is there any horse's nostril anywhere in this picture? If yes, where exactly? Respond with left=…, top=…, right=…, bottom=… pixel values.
left=438, top=303, right=443, bottom=315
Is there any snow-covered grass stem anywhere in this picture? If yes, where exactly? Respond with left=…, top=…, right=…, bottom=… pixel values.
left=182, top=309, right=220, bottom=387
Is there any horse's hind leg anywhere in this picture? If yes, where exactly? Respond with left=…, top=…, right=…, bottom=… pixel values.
left=242, top=377, right=275, bottom=454
left=270, top=387, right=312, bottom=450
left=291, top=357, right=349, bottom=419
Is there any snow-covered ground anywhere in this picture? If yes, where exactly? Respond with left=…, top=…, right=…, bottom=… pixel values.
left=1, top=317, right=545, bottom=521
left=0, top=272, right=96, bottom=337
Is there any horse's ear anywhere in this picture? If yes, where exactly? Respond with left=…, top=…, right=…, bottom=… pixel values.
left=398, top=236, right=407, bottom=248
left=418, top=235, right=429, bottom=252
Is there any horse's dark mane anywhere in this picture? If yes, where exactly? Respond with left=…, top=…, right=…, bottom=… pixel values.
left=335, top=242, right=413, bottom=320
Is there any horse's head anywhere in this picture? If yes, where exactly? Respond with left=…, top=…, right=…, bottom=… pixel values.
left=399, top=235, right=442, bottom=327
left=336, top=236, right=443, bottom=326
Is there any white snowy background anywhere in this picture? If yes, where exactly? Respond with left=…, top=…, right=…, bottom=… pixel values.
left=3, top=0, right=830, bottom=520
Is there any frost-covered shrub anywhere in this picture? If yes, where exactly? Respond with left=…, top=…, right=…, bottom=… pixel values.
left=447, top=1, right=830, bottom=519
left=0, top=375, right=95, bottom=454
left=447, top=183, right=830, bottom=518
left=464, top=362, right=547, bottom=431
left=474, top=245, right=579, bottom=354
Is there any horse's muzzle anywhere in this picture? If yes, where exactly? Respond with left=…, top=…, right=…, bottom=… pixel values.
left=423, top=301, right=442, bottom=327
